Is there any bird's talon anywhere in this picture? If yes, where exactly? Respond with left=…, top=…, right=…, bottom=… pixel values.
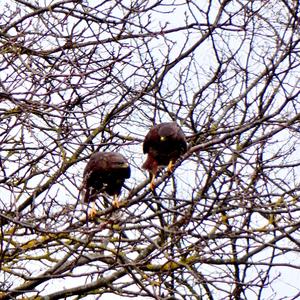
left=149, top=173, right=156, bottom=190
left=112, top=202, right=119, bottom=208
left=150, top=181, right=156, bottom=191
left=88, top=207, right=97, bottom=220
left=112, top=196, right=120, bottom=208
left=167, top=160, right=174, bottom=174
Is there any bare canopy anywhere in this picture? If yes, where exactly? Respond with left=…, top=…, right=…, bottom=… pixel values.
left=1, top=1, right=300, bottom=299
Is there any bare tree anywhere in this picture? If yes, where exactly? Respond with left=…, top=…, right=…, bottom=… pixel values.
left=1, top=0, right=300, bottom=299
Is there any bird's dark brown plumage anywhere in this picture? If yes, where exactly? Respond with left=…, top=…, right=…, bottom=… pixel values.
left=142, top=122, right=187, bottom=188
left=82, top=152, right=131, bottom=205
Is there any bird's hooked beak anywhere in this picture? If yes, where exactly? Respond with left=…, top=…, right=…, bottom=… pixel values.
left=120, top=162, right=129, bottom=168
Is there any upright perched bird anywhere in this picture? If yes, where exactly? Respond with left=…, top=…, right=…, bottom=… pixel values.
left=142, top=122, right=187, bottom=190
left=81, top=152, right=131, bottom=210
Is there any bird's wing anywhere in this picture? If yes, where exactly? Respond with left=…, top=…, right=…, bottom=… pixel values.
left=143, top=129, right=154, bottom=154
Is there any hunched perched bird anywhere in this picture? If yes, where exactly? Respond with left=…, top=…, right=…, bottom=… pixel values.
left=142, top=122, right=187, bottom=190
left=81, top=152, right=131, bottom=212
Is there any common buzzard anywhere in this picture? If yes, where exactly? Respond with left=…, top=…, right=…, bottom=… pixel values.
left=82, top=152, right=131, bottom=209
left=142, top=122, right=187, bottom=189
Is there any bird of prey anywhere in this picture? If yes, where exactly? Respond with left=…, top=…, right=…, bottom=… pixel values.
left=142, top=122, right=187, bottom=190
left=81, top=152, right=131, bottom=213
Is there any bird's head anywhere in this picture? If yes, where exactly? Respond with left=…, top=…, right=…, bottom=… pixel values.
left=113, top=160, right=131, bottom=178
